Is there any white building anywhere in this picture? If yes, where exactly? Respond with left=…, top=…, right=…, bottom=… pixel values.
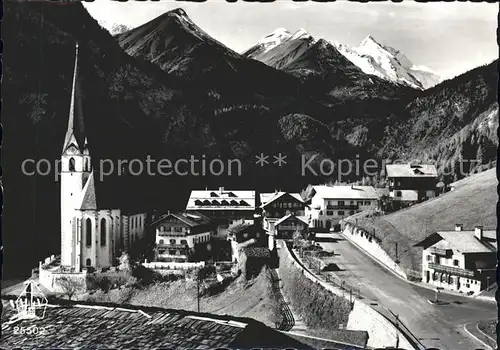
left=153, top=211, right=216, bottom=262
left=385, top=163, right=438, bottom=203
left=306, top=185, right=379, bottom=230
left=185, top=188, right=256, bottom=238
left=60, top=44, right=146, bottom=272
left=416, top=224, right=496, bottom=295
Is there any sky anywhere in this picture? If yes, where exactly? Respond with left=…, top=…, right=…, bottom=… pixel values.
left=84, top=0, right=498, bottom=79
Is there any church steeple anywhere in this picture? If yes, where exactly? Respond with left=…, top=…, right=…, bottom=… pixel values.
left=63, top=42, right=86, bottom=154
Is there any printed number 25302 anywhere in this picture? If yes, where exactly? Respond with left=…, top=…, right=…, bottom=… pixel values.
left=13, top=326, right=47, bottom=335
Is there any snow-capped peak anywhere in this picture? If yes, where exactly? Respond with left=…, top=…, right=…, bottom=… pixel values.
left=336, top=35, right=442, bottom=89
left=258, top=28, right=292, bottom=45
left=290, top=28, right=312, bottom=40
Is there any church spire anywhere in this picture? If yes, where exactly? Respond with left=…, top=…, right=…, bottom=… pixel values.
left=62, top=42, right=86, bottom=153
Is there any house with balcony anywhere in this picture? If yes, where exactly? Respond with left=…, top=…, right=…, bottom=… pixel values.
left=185, top=188, right=256, bottom=238
left=385, top=163, right=438, bottom=204
left=415, top=224, right=496, bottom=294
left=271, top=214, right=309, bottom=243
left=259, top=191, right=308, bottom=235
left=305, top=185, right=379, bottom=231
left=153, top=211, right=217, bottom=262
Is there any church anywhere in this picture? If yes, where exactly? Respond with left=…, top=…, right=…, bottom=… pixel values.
left=60, top=43, right=147, bottom=272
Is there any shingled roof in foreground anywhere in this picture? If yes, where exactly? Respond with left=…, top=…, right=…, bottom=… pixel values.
left=0, top=298, right=313, bottom=349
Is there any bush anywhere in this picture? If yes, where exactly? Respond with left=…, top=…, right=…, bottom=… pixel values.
left=86, top=271, right=132, bottom=292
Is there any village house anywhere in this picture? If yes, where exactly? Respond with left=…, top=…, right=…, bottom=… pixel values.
left=385, top=163, right=438, bottom=203
left=185, top=188, right=256, bottom=238
left=153, top=211, right=217, bottom=262
left=306, top=185, right=379, bottom=231
left=416, top=224, right=496, bottom=294
left=268, top=214, right=309, bottom=250
left=226, top=223, right=268, bottom=263
left=59, top=44, right=147, bottom=273
left=259, top=191, right=308, bottom=234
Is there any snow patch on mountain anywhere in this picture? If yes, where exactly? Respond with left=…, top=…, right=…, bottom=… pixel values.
left=255, top=28, right=292, bottom=54
left=334, top=35, right=442, bottom=90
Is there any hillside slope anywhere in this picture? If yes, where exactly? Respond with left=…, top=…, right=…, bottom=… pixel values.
left=348, top=168, right=497, bottom=273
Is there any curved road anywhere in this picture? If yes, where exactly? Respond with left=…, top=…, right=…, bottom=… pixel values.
left=315, top=233, right=496, bottom=350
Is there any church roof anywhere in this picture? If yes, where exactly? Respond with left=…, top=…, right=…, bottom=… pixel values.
left=79, top=171, right=97, bottom=210
left=62, top=43, right=86, bottom=153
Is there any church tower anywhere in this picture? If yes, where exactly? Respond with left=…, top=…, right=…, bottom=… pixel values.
left=60, top=43, right=91, bottom=268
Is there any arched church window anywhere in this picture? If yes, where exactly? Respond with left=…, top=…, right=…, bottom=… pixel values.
left=85, top=218, right=92, bottom=246
left=86, top=258, right=91, bottom=266
left=100, top=218, right=107, bottom=246
left=85, top=158, right=90, bottom=172
left=69, top=157, right=76, bottom=172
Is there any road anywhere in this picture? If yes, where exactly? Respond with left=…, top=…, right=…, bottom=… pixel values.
left=315, top=233, right=496, bottom=350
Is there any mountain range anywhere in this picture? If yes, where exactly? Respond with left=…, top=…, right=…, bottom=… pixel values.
left=244, top=28, right=442, bottom=90
left=3, top=2, right=498, bottom=275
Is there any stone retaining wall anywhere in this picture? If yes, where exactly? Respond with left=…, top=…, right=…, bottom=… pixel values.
left=279, top=241, right=416, bottom=349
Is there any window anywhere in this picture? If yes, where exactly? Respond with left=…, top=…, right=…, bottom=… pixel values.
left=350, top=201, right=355, bottom=205
left=180, top=240, right=187, bottom=245
left=69, top=157, right=76, bottom=172
left=364, top=201, right=370, bottom=206
left=86, top=258, right=91, bottom=266
left=432, top=272, right=438, bottom=281
left=85, top=218, right=92, bottom=246
left=84, top=159, right=90, bottom=171
left=338, top=211, right=344, bottom=216
left=448, top=276, right=454, bottom=284
left=466, top=284, right=470, bottom=288
left=357, top=201, right=363, bottom=205
left=396, top=191, right=402, bottom=197
left=338, top=201, right=345, bottom=206
left=169, top=250, right=176, bottom=255
left=348, top=211, right=354, bottom=215
left=326, top=210, right=333, bottom=216
left=159, top=239, right=164, bottom=245
left=453, top=259, right=459, bottom=266
left=158, top=250, right=165, bottom=255
left=100, top=218, right=106, bottom=246
left=174, top=227, right=182, bottom=233
left=170, top=239, right=176, bottom=245
left=426, top=255, right=432, bottom=262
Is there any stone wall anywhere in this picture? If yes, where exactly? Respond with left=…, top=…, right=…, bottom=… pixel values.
left=39, top=263, right=87, bottom=294
left=279, top=241, right=417, bottom=350
left=347, top=299, right=414, bottom=349
left=341, top=222, right=408, bottom=279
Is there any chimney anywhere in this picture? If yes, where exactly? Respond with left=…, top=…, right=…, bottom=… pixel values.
left=474, top=226, right=483, bottom=240
left=455, top=224, right=463, bottom=232
left=219, top=186, right=224, bottom=194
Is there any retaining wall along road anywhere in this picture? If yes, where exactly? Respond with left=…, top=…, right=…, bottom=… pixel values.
left=279, top=240, right=416, bottom=350
left=341, top=222, right=408, bottom=279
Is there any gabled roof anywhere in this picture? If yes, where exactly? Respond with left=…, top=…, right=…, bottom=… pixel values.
left=79, top=171, right=97, bottom=210
left=186, top=189, right=256, bottom=210
left=0, top=298, right=312, bottom=349
left=312, top=185, right=379, bottom=200
left=274, top=214, right=309, bottom=227
left=385, top=164, right=438, bottom=178
left=63, top=43, right=86, bottom=153
left=153, top=211, right=214, bottom=227
left=415, top=229, right=497, bottom=253
left=259, top=192, right=306, bottom=208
